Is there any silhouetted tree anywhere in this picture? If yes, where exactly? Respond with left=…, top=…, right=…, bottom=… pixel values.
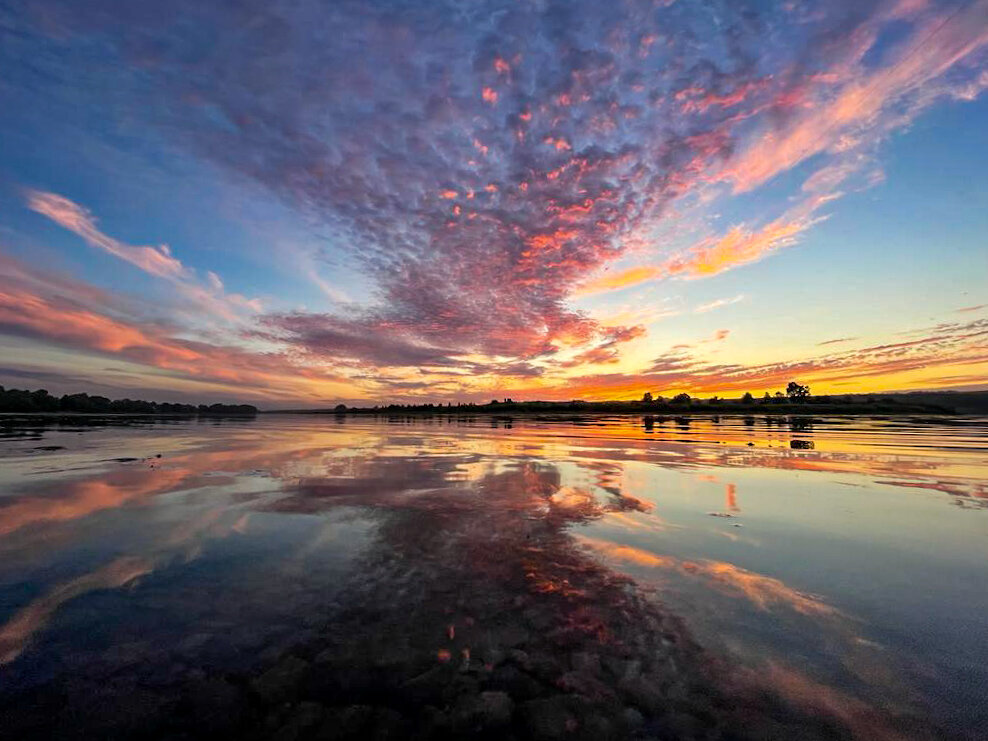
left=742, top=392, right=754, bottom=403
left=786, top=381, right=810, bottom=401
left=672, top=393, right=691, bottom=404
left=642, top=392, right=653, bottom=403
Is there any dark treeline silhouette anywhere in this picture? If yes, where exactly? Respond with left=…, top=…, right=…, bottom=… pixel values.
left=0, top=387, right=257, bottom=415
left=313, top=381, right=956, bottom=416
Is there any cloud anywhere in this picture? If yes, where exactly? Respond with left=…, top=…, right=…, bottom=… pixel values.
left=695, top=294, right=745, bottom=313
left=1, top=0, right=811, bottom=364
left=27, top=190, right=185, bottom=279
left=666, top=214, right=823, bottom=278
left=576, top=266, right=664, bottom=296
left=258, top=312, right=461, bottom=369
left=27, top=191, right=262, bottom=325
left=575, top=207, right=821, bottom=295
left=0, top=255, right=349, bottom=400
left=559, top=323, right=647, bottom=367
left=572, top=212, right=813, bottom=293
left=722, top=0, right=988, bottom=193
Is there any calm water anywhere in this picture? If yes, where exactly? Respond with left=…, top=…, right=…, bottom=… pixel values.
left=0, top=414, right=985, bottom=740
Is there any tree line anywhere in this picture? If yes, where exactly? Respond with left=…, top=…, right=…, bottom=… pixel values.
left=324, top=382, right=946, bottom=415
left=0, top=387, right=257, bottom=415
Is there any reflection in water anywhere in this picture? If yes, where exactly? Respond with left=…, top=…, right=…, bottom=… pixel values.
left=0, top=415, right=985, bottom=739
left=725, top=484, right=739, bottom=514
left=0, top=556, right=153, bottom=665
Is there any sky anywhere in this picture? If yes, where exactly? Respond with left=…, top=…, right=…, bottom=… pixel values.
left=0, top=0, right=986, bottom=406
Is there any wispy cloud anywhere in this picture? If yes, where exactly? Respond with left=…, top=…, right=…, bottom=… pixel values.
left=695, top=295, right=746, bottom=314
left=722, top=0, right=988, bottom=193
left=667, top=213, right=825, bottom=279
left=576, top=267, right=664, bottom=297
left=27, top=191, right=261, bottom=325
left=28, top=191, right=185, bottom=279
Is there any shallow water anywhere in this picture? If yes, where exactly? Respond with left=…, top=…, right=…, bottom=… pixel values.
left=0, top=413, right=985, bottom=740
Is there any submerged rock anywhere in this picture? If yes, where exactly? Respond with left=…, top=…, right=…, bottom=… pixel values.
left=312, top=705, right=407, bottom=740
left=519, top=696, right=580, bottom=740
left=451, top=690, right=514, bottom=730
left=252, top=655, right=310, bottom=704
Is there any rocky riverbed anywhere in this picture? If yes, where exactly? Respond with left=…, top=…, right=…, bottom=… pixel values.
left=0, top=461, right=932, bottom=740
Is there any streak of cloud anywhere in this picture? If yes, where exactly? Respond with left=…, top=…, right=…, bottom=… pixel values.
left=695, top=294, right=746, bottom=314
left=27, top=191, right=262, bottom=326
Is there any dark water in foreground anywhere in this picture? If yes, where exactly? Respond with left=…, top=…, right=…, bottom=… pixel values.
left=0, top=414, right=985, bottom=740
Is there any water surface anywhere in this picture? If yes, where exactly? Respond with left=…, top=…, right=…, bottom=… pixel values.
left=1, top=414, right=986, bottom=739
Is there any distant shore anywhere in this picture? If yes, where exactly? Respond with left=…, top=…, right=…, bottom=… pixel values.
left=0, top=387, right=258, bottom=416
left=273, top=400, right=961, bottom=417
left=3, top=387, right=986, bottom=418
left=276, top=389, right=988, bottom=416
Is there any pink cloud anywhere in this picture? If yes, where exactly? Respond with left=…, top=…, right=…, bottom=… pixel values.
left=27, top=190, right=185, bottom=279
left=723, top=1, right=988, bottom=193
left=0, top=258, right=347, bottom=399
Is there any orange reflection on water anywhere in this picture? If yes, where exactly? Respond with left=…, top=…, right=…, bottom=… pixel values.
left=580, top=536, right=839, bottom=617
left=726, top=483, right=739, bottom=512
left=0, top=468, right=189, bottom=537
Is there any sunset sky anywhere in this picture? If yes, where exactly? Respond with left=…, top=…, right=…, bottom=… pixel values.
left=1, top=0, right=986, bottom=406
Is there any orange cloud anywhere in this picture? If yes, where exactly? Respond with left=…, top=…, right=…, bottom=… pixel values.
left=0, top=286, right=197, bottom=361
left=576, top=265, right=662, bottom=295
left=666, top=216, right=816, bottom=278
left=543, top=136, right=571, bottom=151
left=576, top=198, right=822, bottom=295
left=569, top=7, right=976, bottom=299
left=0, top=270, right=350, bottom=400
